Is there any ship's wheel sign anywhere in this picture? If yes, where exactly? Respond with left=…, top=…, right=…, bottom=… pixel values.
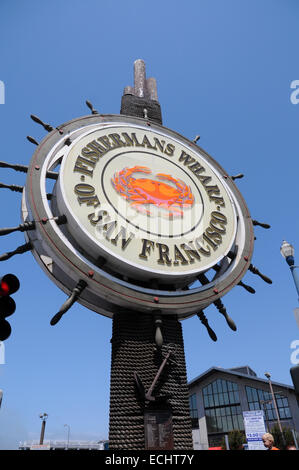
left=20, top=114, right=257, bottom=321
left=56, top=123, right=238, bottom=282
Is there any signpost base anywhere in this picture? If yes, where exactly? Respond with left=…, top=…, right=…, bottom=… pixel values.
left=108, top=312, right=193, bottom=450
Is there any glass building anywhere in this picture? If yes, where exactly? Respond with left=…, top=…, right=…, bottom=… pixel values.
left=188, top=366, right=299, bottom=449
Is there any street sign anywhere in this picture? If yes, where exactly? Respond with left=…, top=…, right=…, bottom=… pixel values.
left=243, top=410, right=266, bottom=450
left=23, top=115, right=254, bottom=320
left=144, top=410, right=174, bottom=450
left=294, top=308, right=299, bottom=329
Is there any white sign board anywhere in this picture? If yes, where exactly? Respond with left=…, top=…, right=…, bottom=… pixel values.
left=30, top=444, right=51, bottom=450
left=243, top=410, right=266, bottom=450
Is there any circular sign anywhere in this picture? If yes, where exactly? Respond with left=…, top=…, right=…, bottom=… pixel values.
left=23, top=114, right=254, bottom=319
left=56, top=124, right=237, bottom=282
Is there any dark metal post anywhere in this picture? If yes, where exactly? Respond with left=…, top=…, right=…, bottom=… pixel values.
left=264, top=373, right=286, bottom=446
left=39, top=413, right=48, bottom=445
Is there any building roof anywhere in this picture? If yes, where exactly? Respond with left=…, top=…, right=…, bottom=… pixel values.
left=188, top=366, right=295, bottom=392
left=228, top=366, right=257, bottom=377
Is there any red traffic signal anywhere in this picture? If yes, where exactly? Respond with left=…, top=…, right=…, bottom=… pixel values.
left=0, top=274, right=20, bottom=297
left=0, top=274, right=20, bottom=341
left=0, top=319, right=11, bottom=341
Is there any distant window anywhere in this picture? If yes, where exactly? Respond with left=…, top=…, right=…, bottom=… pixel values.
left=245, top=386, right=292, bottom=422
left=189, top=393, right=199, bottom=428
left=203, top=379, right=243, bottom=433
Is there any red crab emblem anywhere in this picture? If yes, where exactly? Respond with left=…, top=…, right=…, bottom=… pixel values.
left=111, top=165, right=194, bottom=218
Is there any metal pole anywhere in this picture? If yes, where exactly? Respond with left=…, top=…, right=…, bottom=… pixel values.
left=64, top=424, right=70, bottom=449
left=290, top=265, right=299, bottom=300
left=265, top=376, right=285, bottom=445
left=224, top=434, right=230, bottom=450
left=260, top=401, right=270, bottom=432
left=39, top=419, right=46, bottom=445
left=291, top=429, right=299, bottom=449
left=39, top=413, right=48, bottom=445
left=268, top=379, right=282, bottom=433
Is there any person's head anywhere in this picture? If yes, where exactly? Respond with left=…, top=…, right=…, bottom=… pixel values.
left=262, top=433, right=275, bottom=449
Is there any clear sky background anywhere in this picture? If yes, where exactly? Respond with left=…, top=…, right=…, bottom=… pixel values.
left=0, top=0, right=299, bottom=450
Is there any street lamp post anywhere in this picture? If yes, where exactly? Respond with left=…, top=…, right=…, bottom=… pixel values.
left=39, top=413, right=48, bottom=445
left=264, top=372, right=286, bottom=446
left=64, top=424, right=70, bottom=449
left=280, top=240, right=299, bottom=398
left=260, top=391, right=286, bottom=433
left=280, top=240, right=299, bottom=300
left=260, top=399, right=272, bottom=432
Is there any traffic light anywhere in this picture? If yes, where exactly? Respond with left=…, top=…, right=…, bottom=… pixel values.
left=0, top=274, right=20, bottom=340
left=290, top=365, right=299, bottom=396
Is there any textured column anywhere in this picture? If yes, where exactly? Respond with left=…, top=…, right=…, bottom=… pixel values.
left=108, top=312, right=193, bottom=450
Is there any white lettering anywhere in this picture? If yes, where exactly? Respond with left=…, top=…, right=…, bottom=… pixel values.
left=105, top=455, right=139, bottom=466
left=290, top=80, right=299, bottom=104
left=0, top=341, right=5, bottom=364
left=149, top=454, right=194, bottom=465
left=0, top=81, right=4, bottom=104
left=290, top=339, right=299, bottom=365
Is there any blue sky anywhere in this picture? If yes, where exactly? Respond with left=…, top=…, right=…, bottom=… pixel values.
left=0, top=0, right=299, bottom=449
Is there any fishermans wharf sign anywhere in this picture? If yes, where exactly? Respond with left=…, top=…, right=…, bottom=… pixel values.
left=12, top=60, right=269, bottom=451
left=57, top=124, right=237, bottom=282
left=23, top=114, right=253, bottom=319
